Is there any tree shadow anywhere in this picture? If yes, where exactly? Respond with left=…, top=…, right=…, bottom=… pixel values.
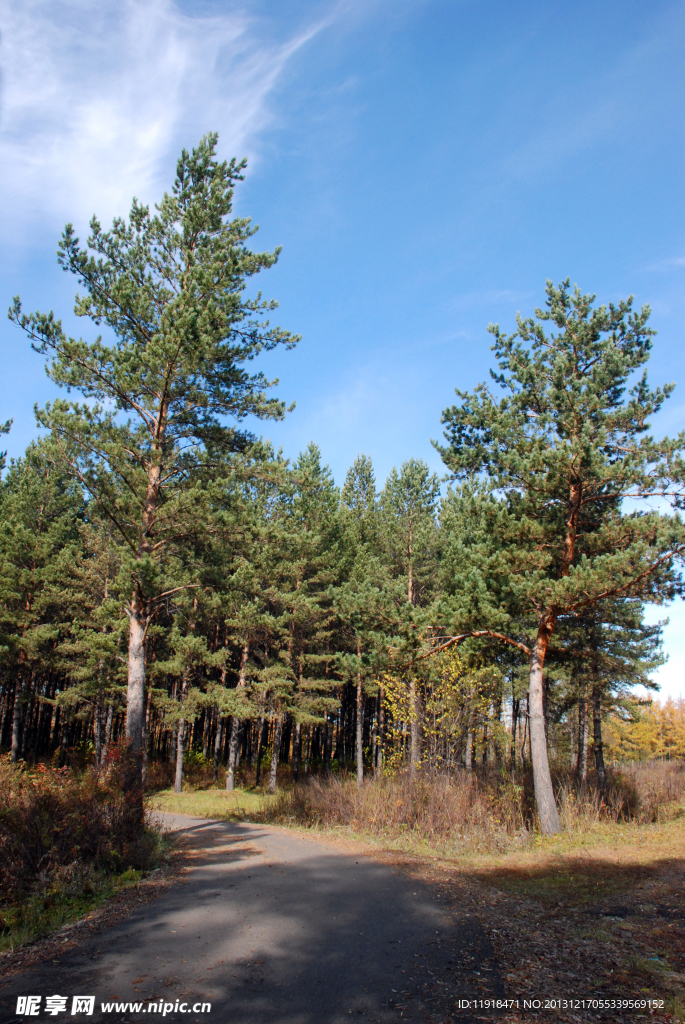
left=465, top=855, right=685, bottom=906
left=0, top=818, right=505, bottom=1023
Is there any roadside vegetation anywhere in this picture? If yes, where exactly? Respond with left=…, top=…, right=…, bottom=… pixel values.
left=0, top=756, right=166, bottom=952
left=148, top=756, right=685, bottom=856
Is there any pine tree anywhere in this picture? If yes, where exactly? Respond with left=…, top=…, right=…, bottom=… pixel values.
left=10, top=135, right=299, bottom=797
left=554, top=598, right=664, bottom=792
left=436, top=280, right=685, bottom=832
left=0, top=442, right=85, bottom=762
left=380, top=459, right=441, bottom=772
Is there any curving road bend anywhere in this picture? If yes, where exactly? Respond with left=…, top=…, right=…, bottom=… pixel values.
left=0, top=813, right=503, bottom=1023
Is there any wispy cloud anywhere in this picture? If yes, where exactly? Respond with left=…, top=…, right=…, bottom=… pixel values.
left=0, top=0, right=328, bottom=242
left=642, top=256, right=685, bottom=273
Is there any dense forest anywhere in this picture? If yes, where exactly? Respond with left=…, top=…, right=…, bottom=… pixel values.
left=2, top=135, right=684, bottom=835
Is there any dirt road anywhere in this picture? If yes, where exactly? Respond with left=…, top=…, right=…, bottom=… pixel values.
left=0, top=813, right=503, bottom=1023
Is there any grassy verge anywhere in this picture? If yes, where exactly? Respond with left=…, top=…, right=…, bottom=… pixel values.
left=0, top=867, right=151, bottom=953
left=148, top=786, right=274, bottom=820
left=465, top=814, right=685, bottom=902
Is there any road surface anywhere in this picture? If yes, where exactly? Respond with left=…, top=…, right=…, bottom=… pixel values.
left=0, top=813, right=503, bottom=1023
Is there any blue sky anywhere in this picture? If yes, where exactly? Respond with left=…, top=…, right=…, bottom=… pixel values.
left=0, top=0, right=684, bottom=695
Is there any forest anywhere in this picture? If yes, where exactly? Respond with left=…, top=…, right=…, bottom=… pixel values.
left=2, top=135, right=685, bottom=837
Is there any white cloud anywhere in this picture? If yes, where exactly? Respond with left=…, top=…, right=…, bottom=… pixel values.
left=0, top=0, right=326, bottom=242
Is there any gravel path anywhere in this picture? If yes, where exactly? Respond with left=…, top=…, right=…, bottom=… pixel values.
left=0, top=813, right=503, bottom=1023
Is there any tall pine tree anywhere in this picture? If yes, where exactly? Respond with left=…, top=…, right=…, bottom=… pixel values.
left=10, top=135, right=299, bottom=798
left=436, top=280, right=685, bottom=832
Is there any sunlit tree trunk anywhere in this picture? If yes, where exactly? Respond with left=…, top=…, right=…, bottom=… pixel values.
left=226, top=644, right=249, bottom=791
left=174, top=720, right=185, bottom=793
left=529, top=623, right=561, bottom=834
left=269, top=717, right=283, bottom=794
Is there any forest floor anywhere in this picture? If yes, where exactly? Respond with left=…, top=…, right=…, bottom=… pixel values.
left=151, top=787, right=685, bottom=1023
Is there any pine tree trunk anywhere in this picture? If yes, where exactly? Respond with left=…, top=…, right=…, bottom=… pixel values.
left=20, top=680, right=35, bottom=762
left=201, top=710, right=210, bottom=759
left=492, top=692, right=502, bottom=764
left=94, top=696, right=103, bottom=767
left=577, top=691, right=589, bottom=783
left=226, top=643, right=249, bottom=790
left=511, top=698, right=519, bottom=769
left=520, top=699, right=529, bottom=766
left=529, top=626, right=561, bottom=834
left=324, top=718, right=332, bottom=774
left=356, top=642, right=364, bottom=787
left=269, top=717, right=283, bottom=794
left=292, top=721, right=302, bottom=782
left=464, top=714, right=473, bottom=772
left=226, top=718, right=242, bottom=791
left=142, top=685, right=152, bottom=788
left=174, top=720, right=185, bottom=793
left=10, top=679, right=22, bottom=763
left=592, top=686, right=607, bottom=797
left=59, top=712, right=69, bottom=767
left=409, top=675, right=420, bottom=776
left=254, top=717, right=265, bottom=786
left=126, top=591, right=147, bottom=809
left=213, top=715, right=224, bottom=784
left=104, top=703, right=114, bottom=756
left=376, top=686, right=384, bottom=774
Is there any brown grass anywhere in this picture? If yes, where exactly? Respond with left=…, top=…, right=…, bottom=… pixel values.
left=261, top=759, right=685, bottom=856
left=620, top=758, right=685, bottom=819
left=262, top=770, right=531, bottom=853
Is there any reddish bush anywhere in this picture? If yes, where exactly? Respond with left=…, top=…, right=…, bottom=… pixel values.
left=0, top=757, right=158, bottom=899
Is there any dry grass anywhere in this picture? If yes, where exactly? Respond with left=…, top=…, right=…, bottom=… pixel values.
left=466, top=814, right=685, bottom=900
left=620, top=758, right=685, bottom=819
left=258, top=760, right=685, bottom=858
left=261, top=770, right=531, bottom=854
left=148, top=786, right=272, bottom=820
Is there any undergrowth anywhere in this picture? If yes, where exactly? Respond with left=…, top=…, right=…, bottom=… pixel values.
left=0, top=755, right=166, bottom=951
left=258, top=760, right=685, bottom=856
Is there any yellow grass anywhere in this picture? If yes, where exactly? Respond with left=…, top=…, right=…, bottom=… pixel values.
left=462, top=814, right=685, bottom=903
left=147, top=786, right=273, bottom=820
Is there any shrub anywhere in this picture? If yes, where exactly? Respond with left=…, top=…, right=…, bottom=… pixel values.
left=0, top=755, right=160, bottom=901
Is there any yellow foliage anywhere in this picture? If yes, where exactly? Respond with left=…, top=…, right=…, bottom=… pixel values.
left=605, top=698, right=685, bottom=761
left=381, top=650, right=504, bottom=771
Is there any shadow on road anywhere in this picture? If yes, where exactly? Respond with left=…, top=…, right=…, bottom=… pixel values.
left=0, top=817, right=503, bottom=1024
